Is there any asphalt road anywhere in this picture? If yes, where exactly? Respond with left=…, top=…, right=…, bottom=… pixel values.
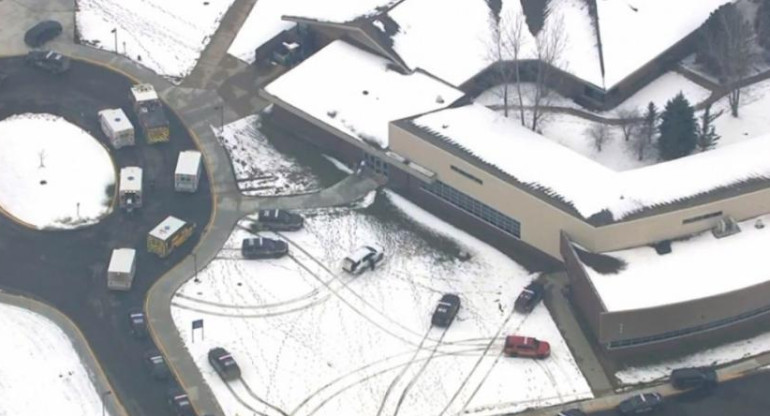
left=0, top=57, right=212, bottom=415
left=590, top=371, right=770, bottom=416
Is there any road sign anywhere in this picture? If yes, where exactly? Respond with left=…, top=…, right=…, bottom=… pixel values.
left=192, top=319, right=204, bottom=342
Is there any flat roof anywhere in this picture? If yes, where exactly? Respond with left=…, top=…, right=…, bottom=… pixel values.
left=175, top=150, right=202, bottom=176
left=120, top=167, right=142, bottom=192
left=98, top=108, right=134, bottom=132
left=409, top=104, right=770, bottom=222
left=108, top=248, right=135, bottom=274
left=580, top=214, right=770, bottom=312
left=264, top=40, right=464, bottom=149
left=149, top=216, right=187, bottom=240
left=131, top=84, right=159, bottom=102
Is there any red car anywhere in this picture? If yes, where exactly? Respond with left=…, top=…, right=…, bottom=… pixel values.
left=503, top=335, right=550, bottom=359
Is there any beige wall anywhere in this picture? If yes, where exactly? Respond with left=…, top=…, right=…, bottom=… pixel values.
left=389, top=123, right=770, bottom=258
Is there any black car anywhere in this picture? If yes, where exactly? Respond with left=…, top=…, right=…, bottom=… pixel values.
left=128, top=310, right=148, bottom=339
left=24, top=20, right=63, bottom=47
left=208, top=347, right=241, bottom=381
left=241, top=237, right=288, bottom=259
left=514, top=281, right=545, bottom=313
left=25, top=50, right=70, bottom=74
left=254, top=209, right=303, bottom=231
left=167, top=388, right=195, bottom=416
left=670, top=367, right=718, bottom=390
left=556, top=409, right=586, bottom=416
left=431, top=294, right=461, bottom=327
left=144, top=350, right=170, bottom=380
left=617, top=392, right=663, bottom=415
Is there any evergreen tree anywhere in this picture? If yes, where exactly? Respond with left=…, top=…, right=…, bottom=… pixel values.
left=658, top=93, right=697, bottom=161
left=696, top=105, right=721, bottom=152
left=757, top=0, right=770, bottom=49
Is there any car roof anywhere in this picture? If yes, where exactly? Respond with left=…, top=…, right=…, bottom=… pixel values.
left=440, top=294, right=460, bottom=303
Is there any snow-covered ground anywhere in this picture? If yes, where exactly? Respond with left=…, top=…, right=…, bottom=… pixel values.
left=228, top=0, right=399, bottom=63
left=711, top=78, right=770, bottom=146
left=614, top=71, right=711, bottom=113
left=0, top=302, right=110, bottom=416
left=171, top=191, right=591, bottom=416
left=76, top=0, right=235, bottom=80
left=0, top=114, right=114, bottom=229
left=265, top=40, right=464, bottom=149
left=216, top=115, right=321, bottom=196
left=616, top=328, right=770, bottom=386
left=581, top=214, right=770, bottom=312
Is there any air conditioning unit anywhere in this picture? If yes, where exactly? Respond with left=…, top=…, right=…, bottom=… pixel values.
left=712, top=215, right=741, bottom=238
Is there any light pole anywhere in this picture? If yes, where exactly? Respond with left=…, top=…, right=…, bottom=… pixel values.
left=110, top=28, right=118, bottom=54
left=101, top=390, right=112, bottom=416
left=192, top=252, right=199, bottom=283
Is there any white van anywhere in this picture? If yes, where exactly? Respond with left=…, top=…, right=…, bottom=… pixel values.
left=107, top=248, right=136, bottom=291
left=342, top=245, right=384, bottom=275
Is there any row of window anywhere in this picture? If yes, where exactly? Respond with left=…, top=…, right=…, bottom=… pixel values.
left=423, top=181, right=521, bottom=238
left=364, top=153, right=389, bottom=176
left=607, top=302, right=770, bottom=349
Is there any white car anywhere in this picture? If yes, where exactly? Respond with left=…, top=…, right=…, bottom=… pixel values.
left=342, top=245, right=384, bottom=274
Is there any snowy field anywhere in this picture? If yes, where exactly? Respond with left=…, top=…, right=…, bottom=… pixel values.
left=0, top=302, right=110, bottom=416
left=216, top=115, right=321, bottom=196
left=76, top=0, right=235, bottom=80
left=171, top=191, right=591, bottom=416
left=0, top=114, right=114, bottom=229
left=582, top=214, right=770, bottom=312
left=711, top=78, right=770, bottom=146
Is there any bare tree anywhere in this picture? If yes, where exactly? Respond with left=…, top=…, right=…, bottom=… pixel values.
left=700, top=3, right=754, bottom=117
left=634, top=102, right=658, bottom=161
left=529, top=14, right=566, bottom=132
left=586, top=123, right=613, bottom=152
left=696, top=104, right=722, bottom=151
left=487, top=12, right=527, bottom=124
left=616, top=108, right=640, bottom=141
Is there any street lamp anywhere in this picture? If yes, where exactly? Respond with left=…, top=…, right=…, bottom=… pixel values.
left=110, top=28, right=118, bottom=54
left=101, top=390, right=112, bottom=416
left=192, top=252, right=199, bottom=283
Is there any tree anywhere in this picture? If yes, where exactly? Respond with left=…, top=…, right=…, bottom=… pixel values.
left=696, top=104, right=722, bottom=152
left=756, top=0, right=770, bottom=49
left=635, top=102, right=658, bottom=161
left=487, top=11, right=527, bottom=122
left=658, top=93, right=697, bottom=161
left=698, top=3, right=754, bottom=117
left=529, top=14, right=566, bottom=132
left=617, top=108, right=640, bottom=142
left=586, top=123, right=613, bottom=152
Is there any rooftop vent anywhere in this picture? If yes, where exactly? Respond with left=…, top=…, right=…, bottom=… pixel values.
left=712, top=215, right=741, bottom=239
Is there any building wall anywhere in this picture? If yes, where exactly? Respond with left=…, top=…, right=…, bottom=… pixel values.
left=559, top=232, right=604, bottom=336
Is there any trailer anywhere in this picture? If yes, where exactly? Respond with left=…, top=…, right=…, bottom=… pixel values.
left=98, top=108, right=135, bottom=148
left=130, top=84, right=169, bottom=143
left=147, top=216, right=195, bottom=258
left=107, top=248, right=136, bottom=291
left=119, top=167, right=143, bottom=211
left=174, top=150, right=202, bottom=193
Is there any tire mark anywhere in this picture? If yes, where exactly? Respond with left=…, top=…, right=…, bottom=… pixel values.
left=375, top=327, right=434, bottom=416
left=392, top=327, right=449, bottom=416
left=240, top=376, right=289, bottom=416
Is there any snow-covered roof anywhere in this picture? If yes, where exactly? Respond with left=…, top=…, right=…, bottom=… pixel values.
left=175, top=151, right=202, bottom=176
left=581, top=214, right=770, bottom=312
left=120, top=167, right=142, bottom=193
left=597, top=0, right=731, bottom=88
left=264, top=40, right=464, bottom=149
left=149, top=216, right=187, bottom=240
left=131, top=84, right=159, bottom=102
left=411, top=104, right=770, bottom=221
left=98, top=108, right=133, bottom=132
left=108, top=248, right=136, bottom=274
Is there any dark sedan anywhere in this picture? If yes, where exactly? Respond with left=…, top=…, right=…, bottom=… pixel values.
left=25, top=50, right=70, bottom=74
left=208, top=347, right=241, bottom=381
left=431, top=294, right=461, bottom=327
left=617, top=392, right=663, bottom=415
left=514, top=281, right=545, bottom=313
left=254, top=209, right=303, bottom=231
left=241, top=237, right=288, bottom=259
left=24, top=20, right=63, bottom=47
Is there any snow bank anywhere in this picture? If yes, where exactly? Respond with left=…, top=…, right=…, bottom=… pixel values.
left=413, top=104, right=770, bottom=220
left=0, top=114, right=114, bottom=229
left=76, top=0, right=235, bottom=79
left=265, top=40, right=464, bottom=149
left=0, top=303, right=109, bottom=416
left=585, top=214, right=770, bottom=311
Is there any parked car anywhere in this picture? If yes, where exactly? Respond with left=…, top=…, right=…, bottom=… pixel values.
left=670, top=367, right=718, bottom=390
left=341, top=245, right=384, bottom=274
left=167, top=388, right=195, bottom=416
left=431, top=294, right=461, bottom=327
left=128, top=309, right=148, bottom=339
left=514, top=281, right=545, bottom=313
left=556, top=410, right=586, bottom=416
left=616, top=392, right=663, bottom=415
left=144, top=350, right=169, bottom=380
left=503, top=335, right=551, bottom=359
left=241, top=237, right=288, bottom=259
left=254, top=209, right=303, bottom=231
left=208, top=347, right=241, bottom=381
left=25, top=50, right=70, bottom=74
left=24, top=20, right=63, bottom=47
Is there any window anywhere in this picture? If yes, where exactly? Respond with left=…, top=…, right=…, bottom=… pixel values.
left=450, top=165, right=483, bottom=185
left=423, top=181, right=521, bottom=238
left=682, top=211, right=723, bottom=225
